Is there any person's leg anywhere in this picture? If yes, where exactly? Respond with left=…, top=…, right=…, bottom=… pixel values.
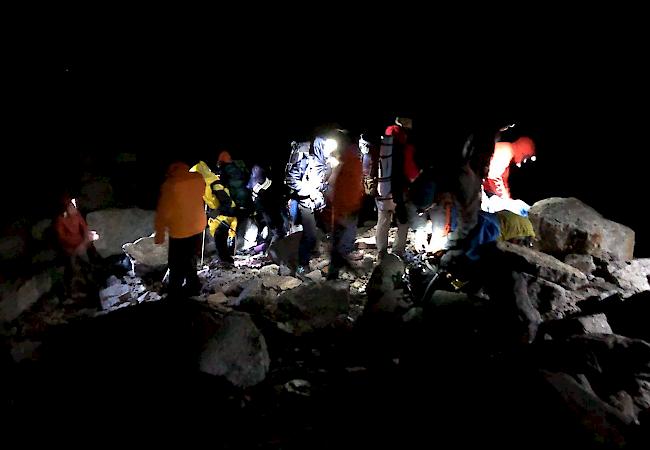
left=182, top=233, right=202, bottom=295
left=339, top=213, right=358, bottom=261
left=214, top=224, right=234, bottom=264
left=298, top=205, right=317, bottom=268
left=167, top=237, right=184, bottom=296
left=328, top=218, right=344, bottom=280
left=376, top=209, right=393, bottom=258
left=393, top=215, right=409, bottom=257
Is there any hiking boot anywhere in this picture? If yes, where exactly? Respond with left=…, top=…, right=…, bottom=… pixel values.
left=294, top=265, right=308, bottom=280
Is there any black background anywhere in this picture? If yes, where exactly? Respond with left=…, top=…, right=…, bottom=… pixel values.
left=3, top=15, right=648, bottom=254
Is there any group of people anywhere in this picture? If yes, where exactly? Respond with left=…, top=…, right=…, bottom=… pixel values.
left=53, top=117, right=539, bottom=302
left=154, top=151, right=285, bottom=296
left=282, top=117, right=538, bottom=279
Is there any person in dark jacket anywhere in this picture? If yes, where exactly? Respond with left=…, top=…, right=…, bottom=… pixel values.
left=285, top=136, right=333, bottom=277
left=216, top=151, right=250, bottom=213
left=247, top=164, right=284, bottom=254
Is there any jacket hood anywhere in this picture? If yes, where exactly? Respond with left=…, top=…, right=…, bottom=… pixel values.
left=190, top=160, right=219, bottom=184
left=167, top=162, right=192, bottom=177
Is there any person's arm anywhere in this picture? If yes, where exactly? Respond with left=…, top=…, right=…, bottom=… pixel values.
left=214, top=188, right=236, bottom=217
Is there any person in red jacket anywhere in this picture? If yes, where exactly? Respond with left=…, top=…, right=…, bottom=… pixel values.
left=375, top=117, right=417, bottom=260
left=155, top=161, right=207, bottom=297
left=483, top=136, right=536, bottom=199
left=54, top=196, right=100, bottom=302
left=327, top=131, right=363, bottom=280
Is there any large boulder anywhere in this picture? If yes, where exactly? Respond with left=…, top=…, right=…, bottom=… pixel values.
left=564, top=254, right=597, bottom=275
left=268, top=232, right=301, bottom=268
left=261, top=275, right=302, bottom=291
left=86, top=208, right=155, bottom=258
left=601, top=259, right=650, bottom=296
left=0, top=269, right=59, bottom=323
left=274, top=281, right=350, bottom=335
left=495, top=241, right=588, bottom=290
left=540, top=313, right=613, bottom=340
left=529, top=197, right=635, bottom=261
left=198, top=311, right=270, bottom=388
left=365, top=254, right=407, bottom=315
left=519, top=273, right=580, bottom=320
left=122, top=235, right=168, bottom=277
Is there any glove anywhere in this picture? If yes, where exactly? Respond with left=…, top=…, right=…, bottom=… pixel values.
left=396, top=202, right=408, bottom=224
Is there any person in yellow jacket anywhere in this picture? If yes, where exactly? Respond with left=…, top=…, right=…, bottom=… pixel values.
left=155, top=161, right=207, bottom=296
left=190, top=161, right=237, bottom=265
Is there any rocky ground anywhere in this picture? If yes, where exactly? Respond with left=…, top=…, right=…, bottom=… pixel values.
left=1, top=198, right=650, bottom=448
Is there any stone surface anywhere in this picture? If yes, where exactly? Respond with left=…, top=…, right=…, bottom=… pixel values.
left=496, top=241, right=588, bottom=290
left=564, top=254, right=597, bottom=275
left=0, top=270, right=56, bottom=323
left=198, top=312, right=270, bottom=388
left=86, top=208, right=155, bottom=258
left=529, top=197, right=634, bottom=261
left=122, top=235, right=168, bottom=276
left=274, top=281, right=350, bottom=335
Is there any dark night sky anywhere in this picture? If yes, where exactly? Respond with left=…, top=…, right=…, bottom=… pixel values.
left=3, top=22, right=649, bottom=254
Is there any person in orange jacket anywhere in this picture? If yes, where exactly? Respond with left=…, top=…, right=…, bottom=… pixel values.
left=155, top=161, right=207, bottom=297
left=327, top=131, right=363, bottom=280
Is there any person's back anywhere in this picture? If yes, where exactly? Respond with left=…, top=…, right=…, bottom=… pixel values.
left=155, top=162, right=207, bottom=240
left=155, top=161, right=207, bottom=296
left=217, top=151, right=249, bottom=211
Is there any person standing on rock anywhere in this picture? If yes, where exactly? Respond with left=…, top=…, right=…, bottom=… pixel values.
left=437, top=122, right=501, bottom=267
left=190, top=161, right=237, bottom=267
left=375, top=117, right=419, bottom=261
left=246, top=164, right=284, bottom=254
left=327, top=131, right=364, bottom=280
left=285, top=134, right=334, bottom=278
left=55, top=195, right=101, bottom=304
left=216, top=150, right=253, bottom=254
left=154, top=160, right=207, bottom=297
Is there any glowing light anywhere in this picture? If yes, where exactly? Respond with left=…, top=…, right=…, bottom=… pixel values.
left=324, top=138, right=338, bottom=157
left=516, top=163, right=521, bottom=168
left=71, top=198, right=77, bottom=208
left=427, top=228, right=449, bottom=253
left=90, top=230, right=100, bottom=241
left=531, top=155, right=536, bottom=162
left=327, top=156, right=340, bottom=168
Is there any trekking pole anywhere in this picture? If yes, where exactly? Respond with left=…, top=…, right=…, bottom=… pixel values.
left=200, top=204, right=207, bottom=267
